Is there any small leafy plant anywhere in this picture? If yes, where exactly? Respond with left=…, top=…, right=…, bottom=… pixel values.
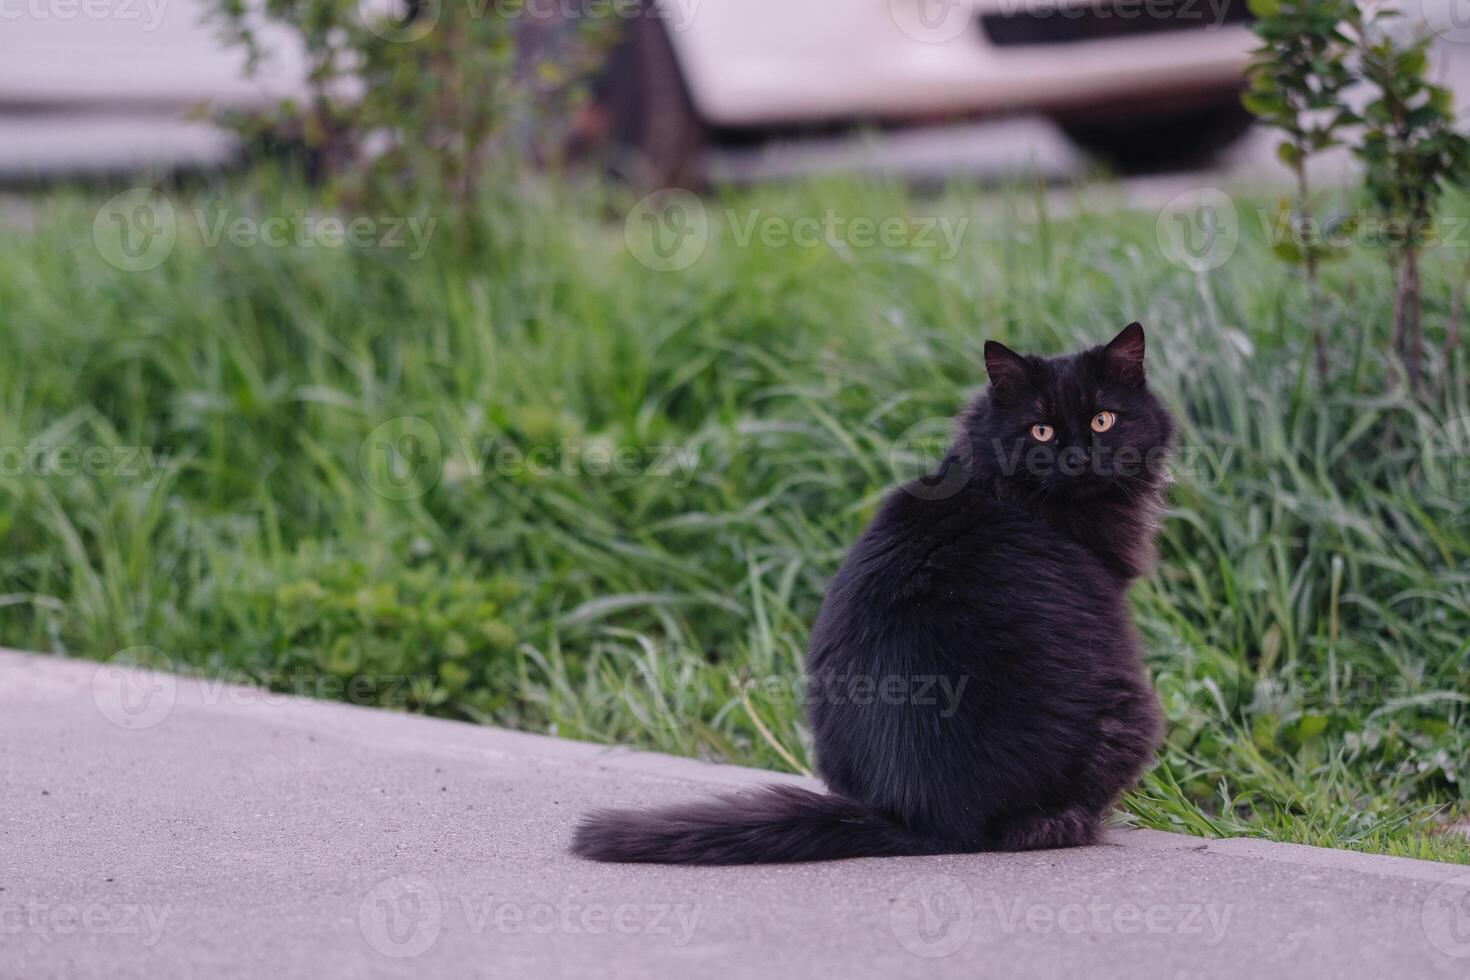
left=209, top=0, right=614, bottom=205
left=265, top=558, right=524, bottom=719
left=1244, top=0, right=1470, bottom=392
left=1244, top=0, right=1357, bottom=283
left=1345, top=3, right=1470, bottom=391
left=1243, top=0, right=1357, bottom=377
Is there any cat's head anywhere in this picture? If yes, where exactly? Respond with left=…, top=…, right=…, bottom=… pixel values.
left=970, top=323, right=1174, bottom=502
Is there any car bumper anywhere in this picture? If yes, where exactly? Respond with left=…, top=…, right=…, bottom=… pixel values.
left=670, top=4, right=1253, bottom=127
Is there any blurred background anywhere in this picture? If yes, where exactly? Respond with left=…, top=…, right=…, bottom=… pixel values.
left=10, top=0, right=1468, bottom=192
left=4, top=0, right=1469, bottom=865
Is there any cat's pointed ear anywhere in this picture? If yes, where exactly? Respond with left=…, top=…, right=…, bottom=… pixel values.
left=984, top=340, right=1028, bottom=402
left=1104, top=322, right=1146, bottom=386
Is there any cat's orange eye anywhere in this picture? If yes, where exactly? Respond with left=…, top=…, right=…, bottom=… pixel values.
left=1090, top=411, right=1116, bottom=433
left=1030, top=423, right=1055, bottom=441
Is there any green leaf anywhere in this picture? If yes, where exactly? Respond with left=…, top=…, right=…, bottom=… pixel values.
left=1295, top=714, right=1331, bottom=741
left=1243, top=92, right=1286, bottom=118
left=1271, top=239, right=1308, bottom=265
left=1398, top=47, right=1428, bottom=78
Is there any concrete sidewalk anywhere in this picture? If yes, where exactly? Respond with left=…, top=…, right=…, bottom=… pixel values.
left=2, top=650, right=1468, bottom=979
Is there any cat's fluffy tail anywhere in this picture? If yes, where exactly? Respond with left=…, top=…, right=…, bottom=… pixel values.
left=571, top=783, right=924, bottom=864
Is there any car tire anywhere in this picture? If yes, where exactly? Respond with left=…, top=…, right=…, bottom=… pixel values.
left=596, top=7, right=706, bottom=190
left=1058, top=102, right=1254, bottom=173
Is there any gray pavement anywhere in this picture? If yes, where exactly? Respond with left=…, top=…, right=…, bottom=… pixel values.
left=3, top=648, right=1469, bottom=979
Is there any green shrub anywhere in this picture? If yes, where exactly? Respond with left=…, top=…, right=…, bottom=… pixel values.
left=209, top=0, right=615, bottom=202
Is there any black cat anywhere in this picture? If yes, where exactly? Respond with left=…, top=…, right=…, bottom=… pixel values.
left=573, top=323, right=1173, bottom=863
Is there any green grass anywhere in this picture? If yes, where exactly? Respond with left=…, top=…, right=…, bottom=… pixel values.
left=1, top=173, right=1467, bottom=863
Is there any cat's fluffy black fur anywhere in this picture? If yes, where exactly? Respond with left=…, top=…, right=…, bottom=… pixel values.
left=573, top=323, right=1173, bottom=864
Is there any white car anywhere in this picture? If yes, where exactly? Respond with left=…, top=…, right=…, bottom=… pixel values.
left=0, top=0, right=306, bottom=177
left=597, top=0, right=1256, bottom=183
left=0, top=0, right=1254, bottom=180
